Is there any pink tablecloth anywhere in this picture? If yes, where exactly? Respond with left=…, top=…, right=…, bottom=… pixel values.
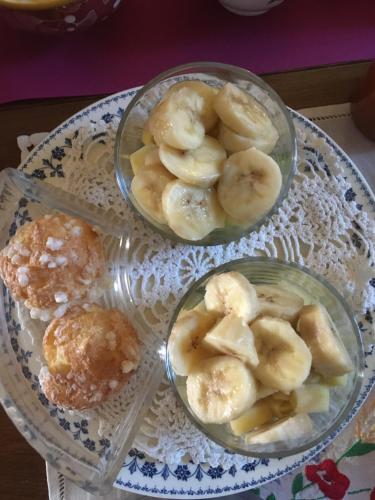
left=0, top=0, right=374, bottom=104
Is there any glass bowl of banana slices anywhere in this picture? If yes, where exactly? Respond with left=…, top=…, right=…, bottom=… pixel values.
left=115, top=62, right=297, bottom=245
left=165, top=258, right=364, bottom=457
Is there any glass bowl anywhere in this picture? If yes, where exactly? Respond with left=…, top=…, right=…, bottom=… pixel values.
left=165, top=258, right=364, bottom=458
left=115, top=62, right=297, bottom=246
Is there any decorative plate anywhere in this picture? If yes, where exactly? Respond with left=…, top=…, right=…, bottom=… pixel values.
left=15, top=87, right=375, bottom=498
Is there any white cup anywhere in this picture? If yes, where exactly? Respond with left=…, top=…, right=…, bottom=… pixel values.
left=218, top=0, right=284, bottom=16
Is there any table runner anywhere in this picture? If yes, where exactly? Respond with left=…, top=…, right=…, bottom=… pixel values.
left=1, top=0, right=375, bottom=104
left=13, top=102, right=373, bottom=499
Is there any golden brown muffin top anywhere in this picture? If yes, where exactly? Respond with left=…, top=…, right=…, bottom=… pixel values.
left=0, top=214, right=106, bottom=316
left=41, top=304, right=141, bottom=410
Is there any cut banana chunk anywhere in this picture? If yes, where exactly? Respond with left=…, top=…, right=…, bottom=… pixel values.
left=213, top=82, right=278, bottom=140
left=130, top=144, right=159, bottom=174
left=218, top=122, right=278, bottom=155
left=148, top=87, right=205, bottom=150
left=142, top=129, right=154, bottom=145
left=131, top=164, right=175, bottom=224
left=217, top=148, right=282, bottom=224
left=204, top=271, right=259, bottom=322
left=266, top=392, right=294, bottom=418
left=252, top=316, right=312, bottom=392
left=159, top=136, right=226, bottom=188
left=255, top=382, right=277, bottom=401
left=230, top=399, right=273, bottom=436
left=168, top=309, right=218, bottom=376
left=322, top=374, right=348, bottom=387
left=245, top=414, right=313, bottom=445
left=203, top=314, right=259, bottom=367
left=297, top=304, right=354, bottom=377
left=255, top=284, right=304, bottom=323
left=166, top=80, right=218, bottom=132
left=292, top=384, right=330, bottom=413
left=186, top=355, right=257, bottom=424
left=162, top=180, right=225, bottom=240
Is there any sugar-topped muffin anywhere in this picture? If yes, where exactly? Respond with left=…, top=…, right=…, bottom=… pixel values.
left=0, top=214, right=106, bottom=321
left=40, top=304, right=140, bottom=410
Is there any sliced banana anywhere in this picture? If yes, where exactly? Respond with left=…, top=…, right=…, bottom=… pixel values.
left=162, top=180, right=225, bottom=240
left=297, top=304, right=354, bottom=377
left=148, top=87, right=205, bottom=150
left=218, top=122, right=278, bottom=155
left=213, top=82, right=278, bottom=140
left=251, top=316, right=312, bottom=392
left=266, top=392, right=294, bottom=418
left=255, top=284, right=304, bottom=323
left=292, top=384, right=330, bottom=413
left=159, top=136, right=226, bottom=188
left=230, top=399, right=273, bottom=436
left=217, top=148, right=282, bottom=224
left=322, top=374, right=348, bottom=387
left=142, top=129, right=155, bottom=145
left=131, top=164, right=175, bottom=224
left=203, top=314, right=259, bottom=367
left=166, top=80, right=218, bottom=132
left=168, top=309, right=218, bottom=376
left=245, top=414, right=313, bottom=445
left=130, top=144, right=159, bottom=174
left=186, top=355, right=257, bottom=424
left=204, top=271, right=259, bottom=322
left=255, top=382, right=277, bottom=401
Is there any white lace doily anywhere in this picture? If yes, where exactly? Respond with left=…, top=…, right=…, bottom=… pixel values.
left=19, top=107, right=375, bottom=470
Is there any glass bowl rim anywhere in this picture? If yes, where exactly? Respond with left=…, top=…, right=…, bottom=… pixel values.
left=165, top=256, right=365, bottom=458
left=114, top=61, right=298, bottom=247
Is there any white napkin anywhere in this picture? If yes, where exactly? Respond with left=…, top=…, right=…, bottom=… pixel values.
left=16, top=102, right=373, bottom=500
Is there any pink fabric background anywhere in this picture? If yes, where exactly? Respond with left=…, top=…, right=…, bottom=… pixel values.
left=0, top=0, right=374, bottom=104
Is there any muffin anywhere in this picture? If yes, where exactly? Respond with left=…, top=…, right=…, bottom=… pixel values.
left=40, top=304, right=140, bottom=410
left=0, top=214, right=106, bottom=321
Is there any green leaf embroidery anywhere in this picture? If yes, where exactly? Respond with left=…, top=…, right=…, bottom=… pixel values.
left=342, top=440, right=375, bottom=458
left=266, top=494, right=276, bottom=500
left=292, top=472, right=304, bottom=496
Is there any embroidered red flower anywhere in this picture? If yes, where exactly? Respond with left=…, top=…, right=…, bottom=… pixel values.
left=305, top=459, right=350, bottom=499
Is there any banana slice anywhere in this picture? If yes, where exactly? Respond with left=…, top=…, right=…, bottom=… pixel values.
left=322, top=374, right=348, bottom=387
left=251, top=316, right=312, bottom=392
left=178, top=300, right=210, bottom=320
left=159, top=136, right=226, bottom=188
left=297, top=304, right=354, bottom=377
left=230, top=399, right=273, bottom=436
left=255, top=284, right=304, bottom=323
left=266, top=392, right=294, bottom=418
left=204, top=271, right=259, bottom=322
left=168, top=309, right=218, bottom=376
left=130, top=144, right=159, bottom=174
left=218, top=122, right=278, bottom=155
left=186, top=355, right=257, bottom=424
left=256, top=382, right=277, bottom=401
left=292, top=384, right=330, bottom=413
left=148, top=87, right=205, bottom=150
left=162, top=180, right=225, bottom=240
left=213, top=82, right=278, bottom=140
left=166, top=80, right=218, bottom=132
left=245, top=414, right=313, bottom=445
left=131, top=164, right=175, bottom=224
left=142, top=129, right=155, bottom=145
left=217, top=148, right=282, bottom=224
left=203, top=314, right=259, bottom=367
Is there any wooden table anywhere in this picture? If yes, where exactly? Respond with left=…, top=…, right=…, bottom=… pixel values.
left=0, top=60, right=372, bottom=500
